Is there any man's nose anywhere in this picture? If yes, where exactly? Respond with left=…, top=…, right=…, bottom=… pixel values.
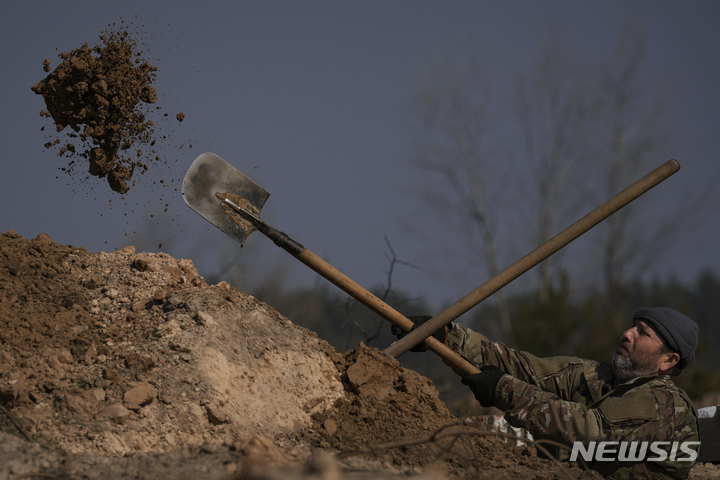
left=621, top=326, right=636, bottom=343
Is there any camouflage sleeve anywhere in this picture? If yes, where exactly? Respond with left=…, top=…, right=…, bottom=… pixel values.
left=447, top=324, right=603, bottom=442
left=445, top=322, right=535, bottom=378
left=493, top=374, right=603, bottom=443
left=445, top=322, right=584, bottom=395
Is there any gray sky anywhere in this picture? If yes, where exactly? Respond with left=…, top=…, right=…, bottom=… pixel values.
left=2, top=1, right=719, bottom=313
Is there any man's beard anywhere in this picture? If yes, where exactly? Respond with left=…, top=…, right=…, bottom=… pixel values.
left=611, top=346, right=662, bottom=384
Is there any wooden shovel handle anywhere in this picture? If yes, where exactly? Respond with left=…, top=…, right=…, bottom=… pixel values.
left=296, top=248, right=480, bottom=374
left=383, top=159, right=681, bottom=361
left=216, top=195, right=478, bottom=372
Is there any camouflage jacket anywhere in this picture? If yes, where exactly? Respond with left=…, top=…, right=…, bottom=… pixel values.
left=447, top=323, right=699, bottom=480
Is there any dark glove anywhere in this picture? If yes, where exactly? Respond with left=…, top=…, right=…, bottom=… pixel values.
left=461, top=365, right=507, bottom=408
left=390, top=315, right=447, bottom=352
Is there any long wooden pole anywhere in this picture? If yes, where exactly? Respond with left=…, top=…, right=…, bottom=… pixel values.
left=383, top=159, right=681, bottom=366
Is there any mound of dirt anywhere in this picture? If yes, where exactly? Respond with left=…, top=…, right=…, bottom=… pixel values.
left=31, top=24, right=160, bottom=194
left=0, top=229, right=342, bottom=456
left=0, top=230, right=714, bottom=479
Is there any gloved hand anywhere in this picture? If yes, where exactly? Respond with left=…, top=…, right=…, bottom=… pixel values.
left=390, top=315, right=447, bottom=353
left=461, top=365, right=507, bottom=408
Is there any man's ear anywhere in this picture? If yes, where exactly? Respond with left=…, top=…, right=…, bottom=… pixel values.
left=658, top=352, right=680, bottom=374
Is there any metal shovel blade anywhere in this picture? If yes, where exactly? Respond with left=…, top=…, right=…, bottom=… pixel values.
left=182, top=152, right=270, bottom=246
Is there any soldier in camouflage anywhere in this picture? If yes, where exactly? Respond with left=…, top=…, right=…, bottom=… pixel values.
left=393, top=308, right=700, bottom=479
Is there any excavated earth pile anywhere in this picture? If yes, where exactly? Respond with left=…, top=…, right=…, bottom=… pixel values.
left=1, top=230, right=718, bottom=480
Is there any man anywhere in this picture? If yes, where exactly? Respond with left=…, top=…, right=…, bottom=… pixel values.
left=393, top=307, right=700, bottom=479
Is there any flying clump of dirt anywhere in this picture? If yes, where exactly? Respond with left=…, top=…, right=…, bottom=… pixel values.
left=31, top=25, right=160, bottom=194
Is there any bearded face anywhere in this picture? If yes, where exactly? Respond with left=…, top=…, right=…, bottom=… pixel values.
left=611, top=320, right=675, bottom=384
left=611, top=345, right=666, bottom=383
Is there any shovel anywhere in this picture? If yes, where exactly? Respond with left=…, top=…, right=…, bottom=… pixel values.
left=182, top=153, right=476, bottom=373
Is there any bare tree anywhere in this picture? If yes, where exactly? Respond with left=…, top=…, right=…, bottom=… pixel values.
left=594, top=21, right=675, bottom=314
left=514, top=32, right=599, bottom=301
left=405, top=58, right=514, bottom=341
left=340, top=236, right=421, bottom=348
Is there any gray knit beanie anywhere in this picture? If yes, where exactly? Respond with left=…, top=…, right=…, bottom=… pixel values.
left=633, top=307, right=699, bottom=369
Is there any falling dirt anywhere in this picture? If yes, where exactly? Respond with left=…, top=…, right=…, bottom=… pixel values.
left=30, top=20, right=204, bottom=253
left=1, top=229, right=717, bottom=479
left=31, top=23, right=165, bottom=194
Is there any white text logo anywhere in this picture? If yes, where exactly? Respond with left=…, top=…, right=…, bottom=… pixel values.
left=570, top=441, right=700, bottom=462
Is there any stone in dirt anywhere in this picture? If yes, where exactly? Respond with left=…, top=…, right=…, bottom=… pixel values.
left=344, top=342, right=400, bottom=400
left=122, top=381, right=157, bottom=409
left=101, top=404, right=133, bottom=425
left=31, top=24, right=158, bottom=194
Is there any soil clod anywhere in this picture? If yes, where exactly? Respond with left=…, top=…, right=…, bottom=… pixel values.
left=32, top=25, right=159, bottom=194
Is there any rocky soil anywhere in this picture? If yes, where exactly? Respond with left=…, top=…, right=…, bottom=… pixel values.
left=1, top=230, right=718, bottom=480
